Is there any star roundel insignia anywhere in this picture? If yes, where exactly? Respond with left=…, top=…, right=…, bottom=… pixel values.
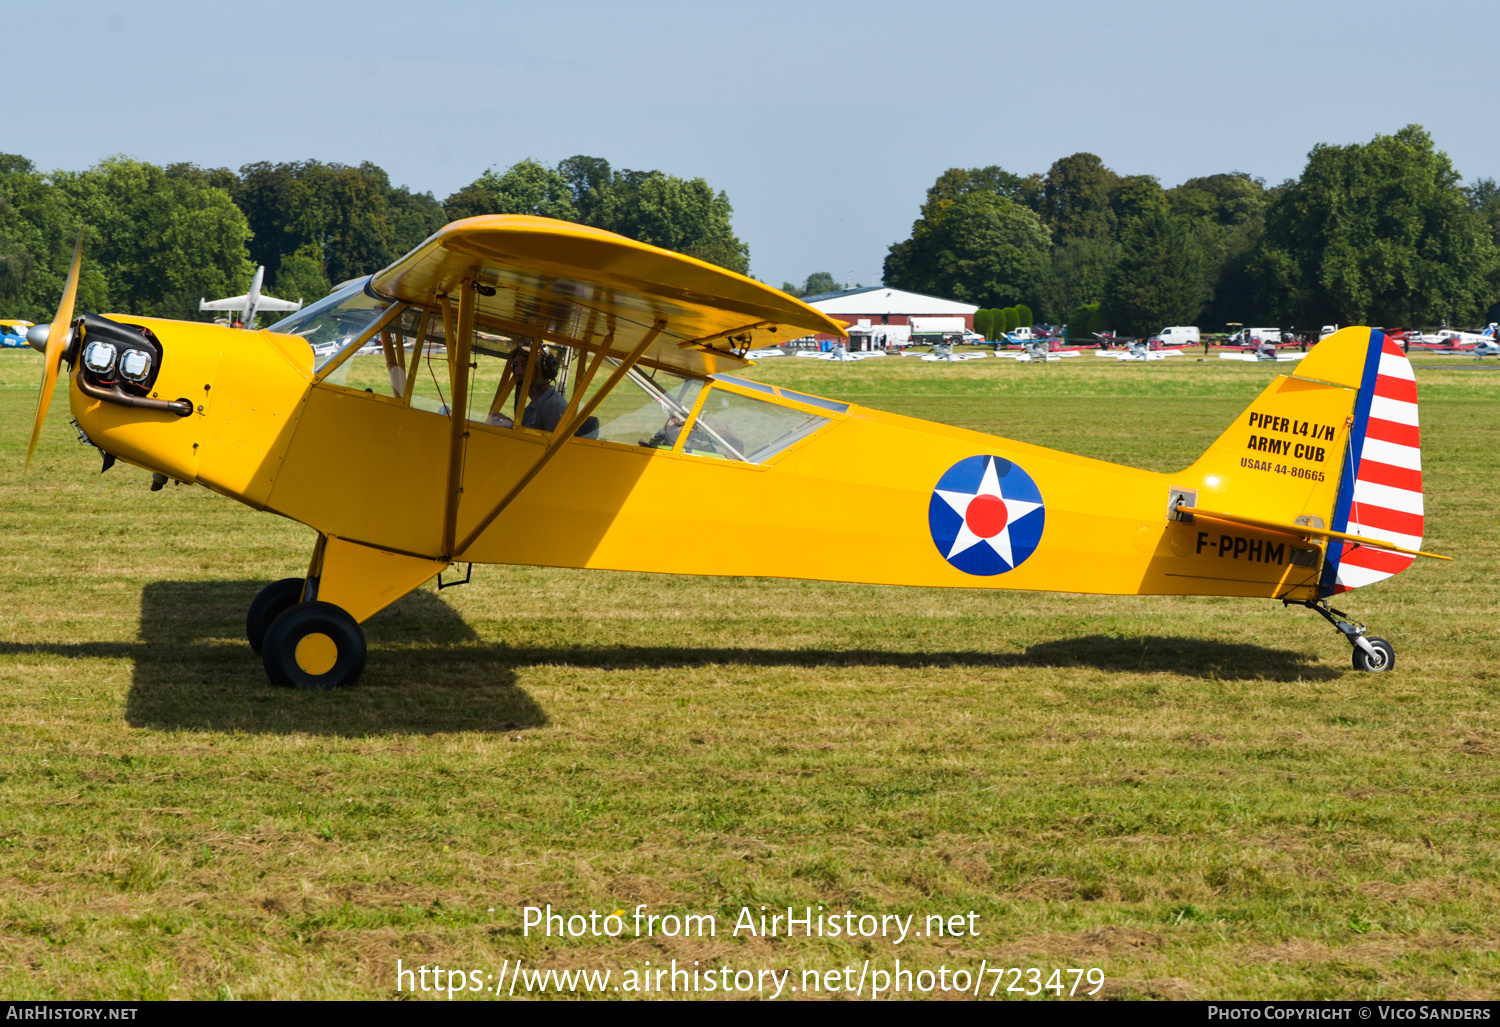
left=928, top=455, right=1046, bottom=576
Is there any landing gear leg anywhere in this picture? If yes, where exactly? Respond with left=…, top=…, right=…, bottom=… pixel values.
left=1284, top=599, right=1395, bottom=672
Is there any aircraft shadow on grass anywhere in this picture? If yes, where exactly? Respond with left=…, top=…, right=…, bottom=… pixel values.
left=1, top=581, right=1340, bottom=736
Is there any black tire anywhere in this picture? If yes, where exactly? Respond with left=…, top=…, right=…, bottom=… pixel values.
left=246, top=577, right=306, bottom=655
left=261, top=601, right=366, bottom=689
left=1352, top=636, right=1395, bottom=673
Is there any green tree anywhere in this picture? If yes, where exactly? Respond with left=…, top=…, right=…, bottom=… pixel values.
left=799, top=271, right=840, bottom=297
left=1067, top=302, right=1100, bottom=342
left=271, top=243, right=332, bottom=310
left=597, top=170, right=749, bottom=274
left=884, top=192, right=1050, bottom=307
left=973, top=308, right=994, bottom=339
left=1103, top=210, right=1211, bottom=334
left=234, top=160, right=440, bottom=290
left=0, top=155, right=108, bottom=320
left=923, top=166, right=1027, bottom=207
left=1036, top=236, right=1115, bottom=323
left=1111, top=175, right=1168, bottom=227
left=1015, top=303, right=1032, bottom=327
left=1000, top=307, right=1019, bottom=333
left=1251, top=126, right=1499, bottom=326
left=442, top=158, right=578, bottom=222
left=557, top=155, right=614, bottom=226
left=1169, top=172, right=1271, bottom=327
left=448, top=156, right=751, bottom=274
left=1466, top=176, right=1500, bottom=252
left=1040, top=153, right=1119, bottom=244
left=54, top=156, right=254, bottom=320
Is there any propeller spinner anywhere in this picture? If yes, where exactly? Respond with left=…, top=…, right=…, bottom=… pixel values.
left=25, top=228, right=85, bottom=471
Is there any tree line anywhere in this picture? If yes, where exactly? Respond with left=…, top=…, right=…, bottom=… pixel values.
left=881, top=126, right=1500, bottom=335
left=0, top=154, right=750, bottom=324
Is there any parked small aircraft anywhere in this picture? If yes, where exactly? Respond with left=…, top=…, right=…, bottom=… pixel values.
left=799, top=341, right=884, bottom=362
left=26, top=218, right=1447, bottom=688
left=917, top=341, right=988, bottom=362
left=998, top=339, right=1081, bottom=363
left=200, top=265, right=304, bottom=328
left=1, top=319, right=33, bottom=348
left=1096, top=340, right=1184, bottom=361
left=1221, top=342, right=1302, bottom=363
left=1406, top=325, right=1496, bottom=352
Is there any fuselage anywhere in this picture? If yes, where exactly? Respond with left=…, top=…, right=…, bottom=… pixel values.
left=68, top=307, right=1349, bottom=607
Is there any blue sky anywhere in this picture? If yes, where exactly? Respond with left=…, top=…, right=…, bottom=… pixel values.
left=7, top=0, right=1496, bottom=287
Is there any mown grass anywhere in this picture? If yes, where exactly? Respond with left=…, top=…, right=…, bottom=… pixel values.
left=0, top=349, right=1496, bottom=1000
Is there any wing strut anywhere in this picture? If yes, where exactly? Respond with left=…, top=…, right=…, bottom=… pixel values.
left=441, top=286, right=476, bottom=557
left=401, top=306, right=430, bottom=405
left=451, top=319, right=666, bottom=559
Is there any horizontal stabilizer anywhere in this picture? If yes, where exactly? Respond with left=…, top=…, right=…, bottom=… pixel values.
left=1184, top=507, right=1449, bottom=561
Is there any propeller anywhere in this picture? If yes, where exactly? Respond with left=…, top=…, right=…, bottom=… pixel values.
left=25, top=227, right=85, bottom=471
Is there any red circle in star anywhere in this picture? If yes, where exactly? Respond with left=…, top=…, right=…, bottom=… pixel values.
left=964, top=494, right=1008, bottom=538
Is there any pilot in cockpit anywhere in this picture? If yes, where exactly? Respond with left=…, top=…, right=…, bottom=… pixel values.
left=490, top=346, right=568, bottom=432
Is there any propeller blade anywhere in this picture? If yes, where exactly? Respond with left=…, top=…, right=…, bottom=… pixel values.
left=25, top=228, right=85, bottom=471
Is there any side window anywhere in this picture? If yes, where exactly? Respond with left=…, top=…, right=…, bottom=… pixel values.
left=318, top=305, right=422, bottom=395
left=573, top=362, right=704, bottom=448
left=682, top=388, right=830, bottom=463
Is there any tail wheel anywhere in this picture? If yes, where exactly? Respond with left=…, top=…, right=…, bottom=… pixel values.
left=1352, top=637, right=1395, bottom=673
left=262, top=601, right=366, bottom=689
left=246, top=577, right=306, bottom=654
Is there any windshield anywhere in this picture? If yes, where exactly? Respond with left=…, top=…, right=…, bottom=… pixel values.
left=266, top=277, right=390, bottom=371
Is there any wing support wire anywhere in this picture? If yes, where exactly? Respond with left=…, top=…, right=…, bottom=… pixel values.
left=1182, top=506, right=1451, bottom=562
left=451, top=319, right=667, bottom=560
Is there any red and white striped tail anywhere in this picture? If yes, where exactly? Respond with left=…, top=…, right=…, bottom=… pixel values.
left=1334, top=337, right=1422, bottom=591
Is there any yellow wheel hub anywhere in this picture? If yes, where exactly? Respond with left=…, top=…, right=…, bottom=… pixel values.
left=294, top=632, right=339, bottom=676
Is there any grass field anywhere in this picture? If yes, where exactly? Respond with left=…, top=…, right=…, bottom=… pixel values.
left=1, top=348, right=1496, bottom=1000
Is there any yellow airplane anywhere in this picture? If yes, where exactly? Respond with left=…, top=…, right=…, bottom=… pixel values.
left=24, top=217, right=1448, bottom=688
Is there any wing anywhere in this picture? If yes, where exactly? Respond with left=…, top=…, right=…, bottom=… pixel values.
left=199, top=295, right=249, bottom=312
left=369, top=216, right=847, bottom=377
left=255, top=296, right=303, bottom=312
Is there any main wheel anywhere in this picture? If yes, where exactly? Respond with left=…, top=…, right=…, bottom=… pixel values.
left=261, top=601, right=366, bottom=689
left=1352, top=636, right=1395, bottom=673
left=246, top=577, right=306, bottom=654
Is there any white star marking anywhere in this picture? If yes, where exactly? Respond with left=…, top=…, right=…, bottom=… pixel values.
left=934, top=458, right=1042, bottom=568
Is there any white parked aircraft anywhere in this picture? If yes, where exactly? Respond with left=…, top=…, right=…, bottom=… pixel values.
left=996, top=340, right=1080, bottom=363
left=918, top=341, right=989, bottom=362
left=795, top=342, right=884, bottom=362
left=1096, top=340, right=1185, bottom=361
left=199, top=265, right=303, bottom=328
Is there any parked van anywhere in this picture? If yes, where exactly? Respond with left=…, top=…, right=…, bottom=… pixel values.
left=1151, top=326, right=1200, bottom=347
left=1227, top=327, right=1281, bottom=347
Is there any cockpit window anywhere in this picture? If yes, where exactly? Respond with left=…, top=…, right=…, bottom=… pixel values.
left=267, top=277, right=390, bottom=371
left=577, top=362, right=705, bottom=448
left=710, top=374, right=849, bottom=413
left=680, top=387, right=830, bottom=463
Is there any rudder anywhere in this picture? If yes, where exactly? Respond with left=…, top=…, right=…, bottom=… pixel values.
left=1179, top=326, right=1423, bottom=597
left=1317, top=331, right=1423, bottom=594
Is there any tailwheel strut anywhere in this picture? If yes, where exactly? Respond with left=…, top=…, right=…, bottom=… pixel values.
left=1283, top=599, right=1395, bottom=672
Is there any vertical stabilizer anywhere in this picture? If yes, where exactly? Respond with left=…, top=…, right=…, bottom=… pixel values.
left=1315, top=331, right=1423, bottom=594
